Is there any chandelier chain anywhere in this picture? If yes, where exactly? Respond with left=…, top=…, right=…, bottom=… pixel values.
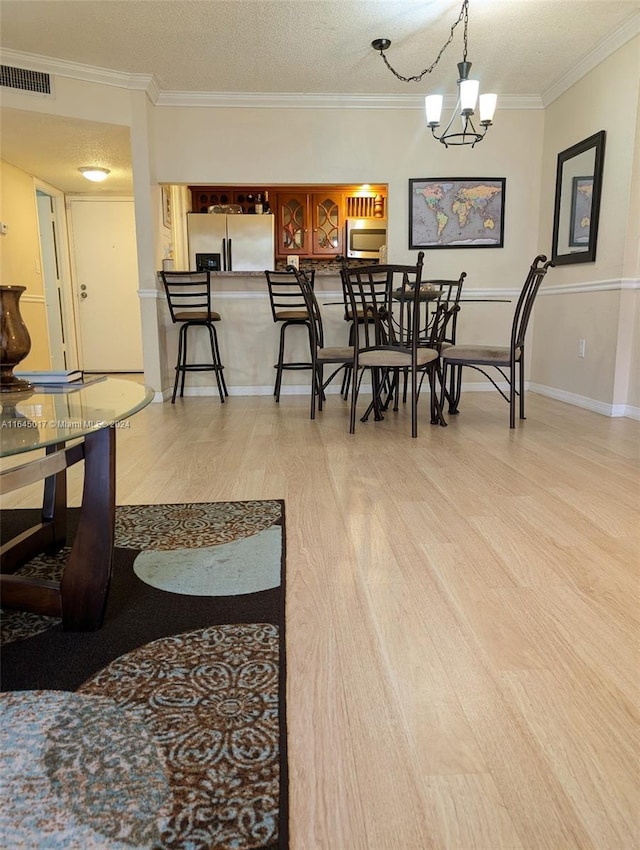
left=375, top=0, right=468, bottom=83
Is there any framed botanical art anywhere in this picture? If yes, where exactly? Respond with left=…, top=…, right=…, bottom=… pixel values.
left=409, top=177, right=505, bottom=249
left=161, top=185, right=172, bottom=229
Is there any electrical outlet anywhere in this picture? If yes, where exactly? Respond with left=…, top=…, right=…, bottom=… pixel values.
left=578, top=339, right=586, bottom=358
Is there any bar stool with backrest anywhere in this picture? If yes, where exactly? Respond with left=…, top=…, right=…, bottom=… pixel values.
left=161, top=269, right=228, bottom=404
left=265, top=268, right=316, bottom=402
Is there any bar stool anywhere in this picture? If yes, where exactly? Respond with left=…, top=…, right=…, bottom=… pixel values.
left=161, top=270, right=228, bottom=403
left=265, top=269, right=316, bottom=402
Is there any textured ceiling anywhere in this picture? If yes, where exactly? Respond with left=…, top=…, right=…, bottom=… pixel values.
left=1, top=0, right=638, bottom=192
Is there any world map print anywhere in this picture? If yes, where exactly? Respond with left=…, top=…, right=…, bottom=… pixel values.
left=410, top=178, right=505, bottom=248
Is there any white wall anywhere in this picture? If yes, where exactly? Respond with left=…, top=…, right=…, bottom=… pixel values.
left=532, top=37, right=640, bottom=416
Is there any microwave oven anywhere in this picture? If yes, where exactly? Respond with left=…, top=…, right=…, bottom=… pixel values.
left=345, top=218, right=387, bottom=259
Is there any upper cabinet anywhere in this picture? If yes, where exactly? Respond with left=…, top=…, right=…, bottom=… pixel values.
left=190, top=187, right=267, bottom=215
left=277, top=191, right=309, bottom=256
left=276, top=190, right=344, bottom=258
left=312, top=192, right=343, bottom=256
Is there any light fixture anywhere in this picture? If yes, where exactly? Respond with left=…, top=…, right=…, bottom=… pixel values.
left=372, top=0, right=497, bottom=148
left=79, top=167, right=110, bottom=182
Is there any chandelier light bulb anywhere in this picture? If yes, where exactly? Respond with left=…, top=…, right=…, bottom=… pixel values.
left=425, top=95, right=443, bottom=127
left=459, top=78, right=479, bottom=113
left=79, top=167, right=110, bottom=182
left=479, top=93, right=497, bottom=124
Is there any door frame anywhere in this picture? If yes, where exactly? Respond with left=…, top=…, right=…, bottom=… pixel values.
left=33, top=179, right=80, bottom=370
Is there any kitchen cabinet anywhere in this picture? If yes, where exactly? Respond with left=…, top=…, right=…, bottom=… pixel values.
left=189, top=185, right=387, bottom=258
left=275, top=190, right=344, bottom=258
left=190, top=187, right=268, bottom=215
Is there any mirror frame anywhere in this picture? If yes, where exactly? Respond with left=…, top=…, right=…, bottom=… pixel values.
left=551, top=130, right=606, bottom=265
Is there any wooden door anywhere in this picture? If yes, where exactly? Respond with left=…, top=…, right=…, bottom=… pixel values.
left=68, top=198, right=143, bottom=372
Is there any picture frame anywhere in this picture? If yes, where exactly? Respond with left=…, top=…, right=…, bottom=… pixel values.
left=161, top=185, right=172, bottom=229
left=409, top=177, right=505, bottom=249
left=568, top=177, right=593, bottom=247
left=551, top=130, right=605, bottom=265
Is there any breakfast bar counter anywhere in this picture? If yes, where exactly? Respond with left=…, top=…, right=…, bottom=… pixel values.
left=157, top=270, right=348, bottom=398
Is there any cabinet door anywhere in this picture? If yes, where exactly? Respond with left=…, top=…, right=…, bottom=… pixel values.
left=276, top=192, right=309, bottom=256
left=312, top=192, right=343, bottom=255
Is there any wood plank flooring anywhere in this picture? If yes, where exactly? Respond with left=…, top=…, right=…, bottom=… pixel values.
left=2, top=388, right=639, bottom=850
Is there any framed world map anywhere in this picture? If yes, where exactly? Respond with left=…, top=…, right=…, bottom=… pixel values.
left=409, top=178, right=505, bottom=249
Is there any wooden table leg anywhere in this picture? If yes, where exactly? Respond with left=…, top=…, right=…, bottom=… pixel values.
left=60, top=426, right=116, bottom=630
left=43, top=443, right=67, bottom=554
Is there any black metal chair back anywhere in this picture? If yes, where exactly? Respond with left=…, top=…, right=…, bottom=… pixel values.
left=161, top=270, right=215, bottom=323
left=424, top=273, right=466, bottom=347
left=265, top=269, right=315, bottom=322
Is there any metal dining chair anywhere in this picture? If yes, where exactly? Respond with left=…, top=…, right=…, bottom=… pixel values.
left=441, top=254, right=554, bottom=427
left=341, top=252, right=449, bottom=437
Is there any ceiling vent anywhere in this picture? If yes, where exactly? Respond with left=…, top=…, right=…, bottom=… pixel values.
left=1, top=65, right=51, bottom=95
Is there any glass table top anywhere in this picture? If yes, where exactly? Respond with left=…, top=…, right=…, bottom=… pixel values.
left=0, top=377, right=154, bottom=458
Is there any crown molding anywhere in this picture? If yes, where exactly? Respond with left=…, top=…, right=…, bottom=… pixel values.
left=542, top=10, right=640, bottom=106
left=0, top=48, right=159, bottom=100
left=1, top=47, right=541, bottom=110
left=154, top=91, right=542, bottom=110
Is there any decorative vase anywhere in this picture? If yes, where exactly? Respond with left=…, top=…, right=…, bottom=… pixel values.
left=0, top=285, right=33, bottom=392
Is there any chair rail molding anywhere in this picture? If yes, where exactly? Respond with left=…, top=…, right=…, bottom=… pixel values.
left=537, top=278, right=640, bottom=297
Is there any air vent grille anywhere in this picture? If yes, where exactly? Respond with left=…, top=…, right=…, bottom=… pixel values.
left=1, top=65, right=51, bottom=94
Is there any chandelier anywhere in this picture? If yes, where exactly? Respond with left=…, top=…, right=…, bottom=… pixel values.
left=371, top=0, right=497, bottom=148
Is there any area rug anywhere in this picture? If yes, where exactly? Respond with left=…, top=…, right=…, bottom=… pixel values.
left=0, top=501, right=287, bottom=850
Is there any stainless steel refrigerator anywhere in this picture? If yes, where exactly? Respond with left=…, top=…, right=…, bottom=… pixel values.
left=187, top=212, right=275, bottom=272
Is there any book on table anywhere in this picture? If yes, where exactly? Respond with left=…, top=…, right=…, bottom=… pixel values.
left=14, top=369, right=83, bottom=384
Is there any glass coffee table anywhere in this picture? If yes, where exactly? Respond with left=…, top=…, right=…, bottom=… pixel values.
left=0, top=378, right=153, bottom=630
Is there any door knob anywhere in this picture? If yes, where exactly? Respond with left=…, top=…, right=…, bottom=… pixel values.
left=81, top=291, right=88, bottom=299
left=80, top=284, right=87, bottom=290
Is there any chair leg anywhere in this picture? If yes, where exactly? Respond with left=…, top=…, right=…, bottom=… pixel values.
left=510, top=363, right=517, bottom=428
left=410, top=366, right=418, bottom=438
left=519, top=357, right=526, bottom=421
left=447, top=364, right=462, bottom=414
left=206, top=323, right=226, bottom=404
left=316, top=363, right=324, bottom=413
left=341, top=322, right=355, bottom=399
left=274, top=323, right=288, bottom=402
left=172, top=323, right=188, bottom=403
left=349, top=368, right=365, bottom=434
left=430, top=364, right=447, bottom=427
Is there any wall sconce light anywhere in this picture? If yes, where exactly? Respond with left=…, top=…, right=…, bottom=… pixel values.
left=79, top=167, right=111, bottom=182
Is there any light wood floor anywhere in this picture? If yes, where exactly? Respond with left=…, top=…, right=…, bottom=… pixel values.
left=2, top=387, right=639, bottom=850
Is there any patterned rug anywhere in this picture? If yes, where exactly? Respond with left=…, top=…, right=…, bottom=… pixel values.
left=0, top=501, right=287, bottom=850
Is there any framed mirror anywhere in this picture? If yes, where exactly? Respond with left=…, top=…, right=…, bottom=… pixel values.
left=551, top=130, right=606, bottom=265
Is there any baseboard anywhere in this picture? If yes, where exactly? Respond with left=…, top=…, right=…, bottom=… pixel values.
left=529, top=383, right=639, bottom=419
left=154, top=381, right=639, bottom=420
left=154, top=382, right=367, bottom=399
